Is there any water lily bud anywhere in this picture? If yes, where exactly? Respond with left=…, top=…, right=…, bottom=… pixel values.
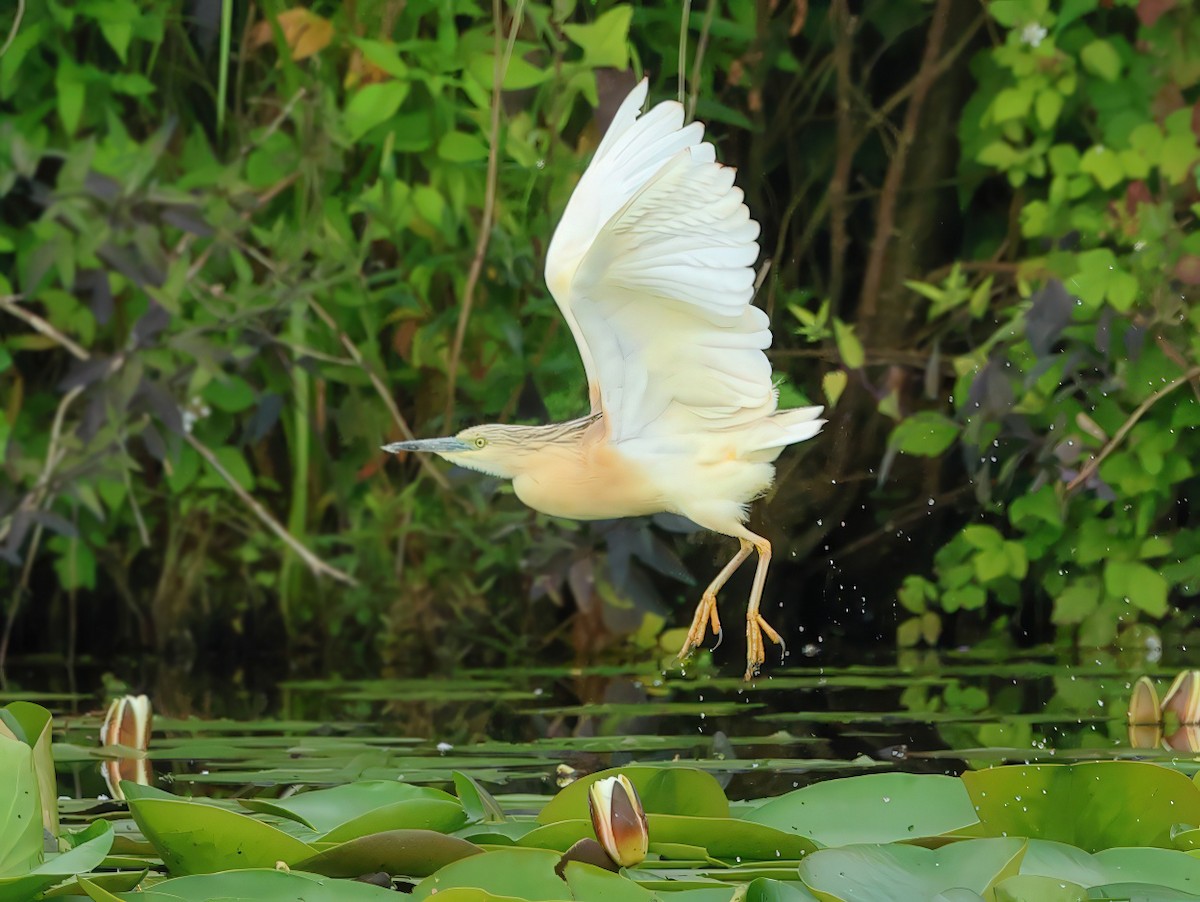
left=1163, top=671, right=1200, bottom=726
left=100, top=694, right=153, bottom=800
left=587, top=774, right=648, bottom=868
left=1127, top=675, right=1163, bottom=749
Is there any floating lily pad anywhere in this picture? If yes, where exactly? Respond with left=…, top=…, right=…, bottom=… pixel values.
left=963, top=762, right=1200, bottom=851
left=797, top=837, right=1026, bottom=902
left=411, top=847, right=652, bottom=900
left=0, top=821, right=113, bottom=902
left=746, top=772, right=979, bottom=846
left=293, top=828, right=482, bottom=878
left=128, top=798, right=315, bottom=875
left=536, top=766, right=728, bottom=824
left=239, top=780, right=457, bottom=832
left=80, top=868, right=401, bottom=900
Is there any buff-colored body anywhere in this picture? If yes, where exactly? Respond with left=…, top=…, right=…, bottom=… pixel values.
left=384, top=81, right=825, bottom=678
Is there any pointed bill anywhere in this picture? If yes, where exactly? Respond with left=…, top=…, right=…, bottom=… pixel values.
left=382, top=437, right=471, bottom=454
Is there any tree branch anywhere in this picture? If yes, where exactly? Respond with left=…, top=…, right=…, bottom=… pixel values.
left=443, top=0, right=526, bottom=430
left=857, top=0, right=953, bottom=326
left=1066, top=366, right=1200, bottom=494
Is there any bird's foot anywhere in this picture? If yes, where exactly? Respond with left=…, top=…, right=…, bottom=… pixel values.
left=677, top=594, right=722, bottom=661
left=744, top=612, right=785, bottom=680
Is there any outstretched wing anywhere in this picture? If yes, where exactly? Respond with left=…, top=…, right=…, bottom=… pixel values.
left=544, top=80, right=772, bottom=443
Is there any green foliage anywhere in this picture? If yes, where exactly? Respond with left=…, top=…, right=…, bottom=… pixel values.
left=885, top=0, right=1200, bottom=647
left=0, top=0, right=701, bottom=671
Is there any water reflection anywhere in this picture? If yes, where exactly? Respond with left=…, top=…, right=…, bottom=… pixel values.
left=24, top=644, right=1199, bottom=802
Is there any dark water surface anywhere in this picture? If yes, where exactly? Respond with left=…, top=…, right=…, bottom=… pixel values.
left=9, top=643, right=1188, bottom=803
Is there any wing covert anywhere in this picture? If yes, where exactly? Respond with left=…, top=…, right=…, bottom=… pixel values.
left=544, top=81, right=772, bottom=443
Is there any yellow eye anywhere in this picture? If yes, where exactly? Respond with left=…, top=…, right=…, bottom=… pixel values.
left=474, top=436, right=487, bottom=449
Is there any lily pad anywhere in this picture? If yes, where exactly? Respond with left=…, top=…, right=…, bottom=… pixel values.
left=797, top=837, right=1026, bottom=902
left=81, top=867, right=401, bottom=900
left=320, top=798, right=467, bottom=843
left=963, top=762, right=1200, bottom=851
left=746, top=772, right=979, bottom=846
left=0, top=735, right=41, bottom=876
left=412, top=847, right=651, bottom=900
left=294, top=828, right=482, bottom=878
left=128, top=797, right=315, bottom=875
left=1019, top=839, right=1200, bottom=894
left=0, top=821, right=113, bottom=902
left=239, top=780, right=457, bottom=832
left=536, top=766, right=728, bottom=824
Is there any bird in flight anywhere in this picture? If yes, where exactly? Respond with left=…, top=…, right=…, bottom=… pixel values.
left=385, top=79, right=824, bottom=679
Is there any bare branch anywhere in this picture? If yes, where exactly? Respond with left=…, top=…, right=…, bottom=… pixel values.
left=0, top=295, right=91, bottom=361
left=1066, top=366, right=1200, bottom=494
left=443, top=0, right=526, bottom=430
left=183, top=431, right=357, bottom=586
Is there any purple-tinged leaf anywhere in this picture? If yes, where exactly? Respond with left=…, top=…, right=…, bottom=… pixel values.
left=1026, top=280, right=1073, bottom=358
left=132, top=302, right=171, bottom=347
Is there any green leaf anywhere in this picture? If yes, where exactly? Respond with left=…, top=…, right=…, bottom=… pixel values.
left=992, top=87, right=1033, bottom=123
left=536, top=766, right=728, bottom=824
left=1035, top=90, right=1063, bottom=130
left=128, top=798, right=316, bottom=875
left=1161, top=134, right=1200, bottom=185
left=832, top=318, right=864, bottom=369
left=89, top=868, right=400, bottom=901
left=822, top=370, right=847, bottom=407
left=56, top=60, right=86, bottom=135
left=1080, top=39, right=1121, bottom=82
left=293, top=829, right=482, bottom=879
left=1051, top=578, right=1101, bottom=625
left=798, top=838, right=1025, bottom=902
left=889, top=412, right=959, bottom=456
left=1079, top=146, right=1123, bottom=190
left=562, top=6, right=634, bottom=68
left=0, top=736, right=41, bottom=876
left=0, top=821, right=113, bottom=902
left=746, top=773, right=979, bottom=846
left=466, top=54, right=550, bottom=91
left=437, top=132, right=489, bottom=164
left=453, top=772, right=506, bottom=825
left=964, top=762, right=1200, bottom=851
left=1018, top=839, right=1200, bottom=897
left=1104, top=560, right=1168, bottom=617
left=1, top=702, right=57, bottom=836
left=202, top=376, right=256, bottom=413
left=344, top=82, right=409, bottom=142
left=240, top=781, right=456, bottom=833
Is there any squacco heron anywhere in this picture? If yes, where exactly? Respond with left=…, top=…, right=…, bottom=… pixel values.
left=385, top=80, right=825, bottom=679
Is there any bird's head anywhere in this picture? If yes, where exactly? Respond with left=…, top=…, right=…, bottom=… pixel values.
left=382, top=424, right=525, bottom=479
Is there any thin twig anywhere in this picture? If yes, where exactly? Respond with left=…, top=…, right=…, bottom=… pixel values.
left=858, top=0, right=952, bottom=325
left=686, top=0, right=717, bottom=121
left=678, top=0, right=694, bottom=106
left=0, top=0, right=25, bottom=59
left=442, top=0, right=525, bottom=430
left=183, top=431, right=357, bottom=585
left=0, top=295, right=91, bottom=360
left=305, top=299, right=452, bottom=491
left=827, top=0, right=854, bottom=311
left=1066, top=366, right=1200, bottom=493
left=0, top=384, right=84, bottom=685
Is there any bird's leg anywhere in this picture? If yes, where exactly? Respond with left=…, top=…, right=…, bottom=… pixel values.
left=678, top=538, right=754, bottom=662
left=744, top=533, right=784, bottom=680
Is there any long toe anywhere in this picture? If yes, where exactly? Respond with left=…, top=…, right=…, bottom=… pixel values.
left=678, top=596, right=718, bottom=661
left=744, top=613, right=783, bottom=681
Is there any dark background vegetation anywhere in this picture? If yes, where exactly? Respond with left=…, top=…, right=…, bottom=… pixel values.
left=1, top=0, right=1198, bottom=688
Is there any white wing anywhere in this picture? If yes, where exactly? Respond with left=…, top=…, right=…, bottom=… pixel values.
left=544, top=79, right=773, bottom=443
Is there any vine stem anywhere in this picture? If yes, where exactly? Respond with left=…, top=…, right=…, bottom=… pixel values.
left=442, top=0, right=526, bottom=431
left=1066, top=366, right=1200, bottom=493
